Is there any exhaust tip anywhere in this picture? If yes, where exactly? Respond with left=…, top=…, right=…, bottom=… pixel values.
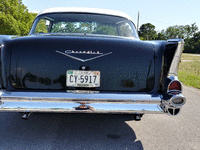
left=168, top=108, right=180, bottom=116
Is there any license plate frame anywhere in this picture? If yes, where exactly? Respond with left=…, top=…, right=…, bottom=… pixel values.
left=66, top=70, right=100, bottom=87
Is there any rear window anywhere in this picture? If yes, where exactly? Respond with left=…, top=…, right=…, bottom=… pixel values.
left=31, top=13, right=139, bottom=39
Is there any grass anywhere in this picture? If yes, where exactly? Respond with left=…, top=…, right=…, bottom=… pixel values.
left=180, top=53, right=200, bottom=61
left=178, top=53, right=200, bottom=89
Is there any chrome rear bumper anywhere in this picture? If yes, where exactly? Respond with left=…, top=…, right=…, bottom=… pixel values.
left=0, top=90, right=165, bottom=114
left=0, top=101, right=163, bottom=114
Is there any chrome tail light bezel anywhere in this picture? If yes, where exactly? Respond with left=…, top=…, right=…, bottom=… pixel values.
left=167, top=76, right=182, bottom=95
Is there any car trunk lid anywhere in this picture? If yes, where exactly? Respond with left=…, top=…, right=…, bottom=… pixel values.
left=9, top=35, right=155, bottom=92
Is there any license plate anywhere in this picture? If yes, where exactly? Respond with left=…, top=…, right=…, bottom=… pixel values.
left=66, top=70, right=100, bottom=87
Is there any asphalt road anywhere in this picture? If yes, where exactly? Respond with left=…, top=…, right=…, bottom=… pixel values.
left=0, top=85, right=199, bottom=150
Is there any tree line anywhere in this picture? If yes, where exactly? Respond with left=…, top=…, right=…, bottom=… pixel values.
left=0, top=0, right=199, bottom=53
left=139, top=23, right=200, bottom=53
left=0, top=0, right=36, bottom=35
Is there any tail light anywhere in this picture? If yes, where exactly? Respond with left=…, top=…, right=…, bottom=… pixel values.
left=167, top=80, right=182, bottom=95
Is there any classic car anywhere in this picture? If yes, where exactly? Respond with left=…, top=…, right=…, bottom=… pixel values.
left=0, top=7, right=186, bottom=120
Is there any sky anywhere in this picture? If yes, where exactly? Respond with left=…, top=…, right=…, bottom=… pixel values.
left=22, top=0, right=200, bottom=32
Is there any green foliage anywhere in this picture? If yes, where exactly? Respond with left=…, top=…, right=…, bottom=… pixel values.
left=163, top=23, right=198, bottom=39
left=50, top=21, right=117, bottom=36
left=64, top=22, right=77, bottom=33
left=0, top=12, right=20, bottom=35
left=158, top=23, right=200, bottom=53
left=139, top=22, right=200, bottom=53
left=0, top=0, right=37, bottom=35
left=51, top=22, right=91, bottom=33
left=93, top=25, right=117, bottom=36
left=139, top=23, right=157, bottom=40
left=119, top=23, right=132, bottom=37
left=77, top=22, right=93, bottom=34
left=35, top=19, right=48, bottom=33
left=165, top=25, right=184, bottom=39
left=156, top=30, right=167, bottom=40
left=139, top=36, right=145, bottom=40
left=184, top=31, right=200, bottom=53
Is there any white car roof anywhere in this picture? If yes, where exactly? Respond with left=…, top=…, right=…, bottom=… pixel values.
left=37, top=7, right=133, bottom=21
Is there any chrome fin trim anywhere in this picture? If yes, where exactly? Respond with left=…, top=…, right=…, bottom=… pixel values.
left=167, top=39, right=184, bottom=76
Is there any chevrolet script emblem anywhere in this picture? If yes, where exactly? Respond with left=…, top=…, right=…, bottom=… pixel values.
left=56, top=50, right=112, bottom=62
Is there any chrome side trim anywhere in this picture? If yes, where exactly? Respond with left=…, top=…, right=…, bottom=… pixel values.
left=168, top=39, right=184, bottom=76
